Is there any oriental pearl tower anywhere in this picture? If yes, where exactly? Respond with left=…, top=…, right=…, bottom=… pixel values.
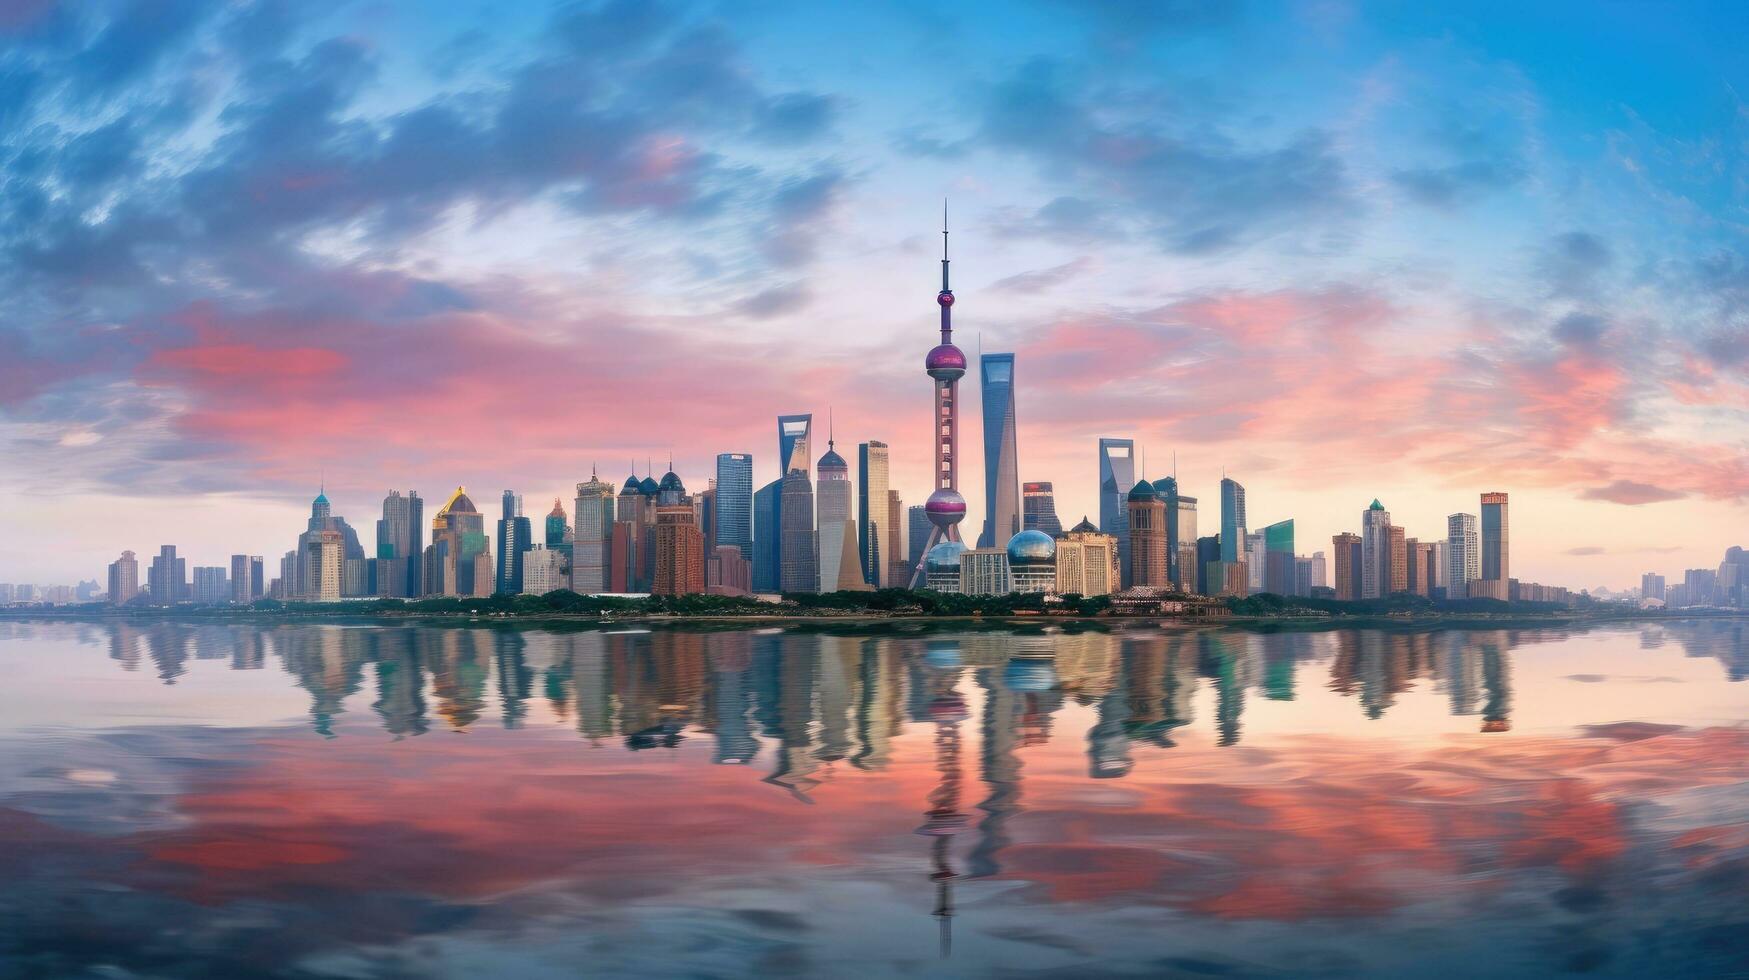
left=909, top=203, right=969, bottom=587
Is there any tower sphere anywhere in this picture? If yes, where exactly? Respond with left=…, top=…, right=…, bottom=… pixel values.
left=924, top=487, right=966, bottom=529
left=926, top=343, right=967, bottom=380
left=937, top=290, right=954, bottom=307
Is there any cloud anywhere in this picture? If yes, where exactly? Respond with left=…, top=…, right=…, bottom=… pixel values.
left=1537, top=231, right=1615, bottom=300
left=1566, top=546, right=1606, bottom=556
left=992, top=257, right=1095, bottom=294
left=1579, top=480, right=1688, bottom=505
left=1392, top=159, right=1526, bottom=208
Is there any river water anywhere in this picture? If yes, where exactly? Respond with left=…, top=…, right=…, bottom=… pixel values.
left=0, top=619, right=1744, bottom=978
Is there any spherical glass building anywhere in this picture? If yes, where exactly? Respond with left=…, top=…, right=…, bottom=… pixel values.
left=1006, top=529, right=1057, bottom=593
left=923, top=540, right=968, bottom=592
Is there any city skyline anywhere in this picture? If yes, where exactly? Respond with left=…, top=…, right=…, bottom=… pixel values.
left=2, top=1, right=1747, bottom=589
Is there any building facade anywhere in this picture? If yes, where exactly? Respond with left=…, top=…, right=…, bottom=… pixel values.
left=108, top=550, right=139, bottom=605
left=1333, top=532, right=1362, bottom=601
left=1447, top=513, right=1479, bottom=599
left=1361, top=500, right=1392, bottom=599
left=1097, top=438, right=1136, bottom=584
left=857, top=441, right=889, bottom=586
left=715, top=453, right=753, bottom=561
left=1125, top=481, right=1169, bottom=588
left=1263, top=520, right=1295, bottom=595
left=960, top=547, right=1011, bottom=596
left=1056, top=519, right=1118, bottom=596
left=779, top=468, right=817, bottom=593
left=1021, top=481, right=1063, bottom=537
left=522, top=545, right=568, bottom=595
left=1477, top=491, right=1510, bottom=600
left=977, top=353, right=1020, bottom=549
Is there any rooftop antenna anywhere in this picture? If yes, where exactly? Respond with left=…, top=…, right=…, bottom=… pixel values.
left=1173, top=451, right=1178, bottom=481
left=828, top=406, right=835, bottom=449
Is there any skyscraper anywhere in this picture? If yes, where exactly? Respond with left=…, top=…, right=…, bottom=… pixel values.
left=1056, top=518, right=1119, bottom=596
left=858, top=441, right=890, bottom=585
left=573, top=469, right=617, bottom=594
left=295, top=487, right=364, bottom=597
left=1126, top=481, right=1168, bottom=588
left=1097, top=438, right=1135, bottom=583
left=1022, top=481, right=1063, bottom=537
left=376, top=490, right=423, bottom=597
left=817, top=438, right=866, bottom=592
left=1220, top=477, right=1247, bottom=564
left=193, top=566, right=228, bottom=604
left=1361, top=500, right=1391, bottom=599
left=107, top=550, right=138, bottom=605
left=909, top=209, right=969, bottom=585
left=753, top=479, right=783, bottom=592
left=1388, top=524, right=1407, bottom=594
left=496, top=491, right=532, bottom=595
left=778, top=414, right=812, bottom=476
left=1446, top=513, right=1480, bottom=599
left=1478, top=491, right=1510, bottom=600
left=229, top=554, right=259, bottom=603
left=424, top=487, right=492, bottom=597
left=715, top=453, right=753, bottom=561
left=1263, top=520, right=1294, bottom=595
left=1333, top=531, right=1362, bottom=601
left=303, top=529, right=343, bottom=601
left=907, top=504, right=930, bottom=571
left=977, top=352, right=1019, bottom=549
left=886, top=489, right=907, bottom=586
left=149, top=545, right=186, bottom=604
left=652, top=472, right=706, bottom=596
left=780, top=468, right=817, bottom=592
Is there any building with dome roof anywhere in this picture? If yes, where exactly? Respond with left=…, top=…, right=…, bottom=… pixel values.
left=652, top=469, right=706, bottom=597
left=1362, top=498, right=1392, bottom=599
left=815, top=439, right=870, bottom=592
left=1057, top=517, right=1118, bottom=596
left=294, top=485, right=365, bottom=599
left=923, top=540, right=967, bottom=592
left=1126, top=480, right=1169, bottom=589
left=1006, top=529, right=1056, bottom=593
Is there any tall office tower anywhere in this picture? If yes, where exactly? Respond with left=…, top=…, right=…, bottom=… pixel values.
left=817, top=439, right=866, bottom=592
left=302, top=529, right=343, bottom=601
left=192, top=566, right=228, bottom=604
left=1360, top=500, right=1392, bottom=598
left=1263, top=520, right=1295, bottom=595
left=1097, top=438, right=1136, bottom=583
left=1056, top=519, right=1119, bottom=596
left=149, top=545, right=187, bottom=604
left=753, top=479, right=783, bottom=592
left=1332, top=532, right=1362, bottom=600
left=696, top=485, right=714, bottom=550
left=1126, top=481, right=1169, bottom=587
left=107, top=550, right=138, bottom=605
left=652, top=473, right=706, bottom=596
left=886, top=489, right=907, bottom=586
left=1219, top=478, right=1247, bottom=564
left=1022, top=482, right=1063, bottom=537
left=1150, top=479, right=1198, bottom=592
left=779, top=468, right=818, bottom=592
left=424, top=487, right=492, bottom=597
left=521, top=545, right=568, bottom=594
left=1404, top=536, right=1421, bottom=595
left=546, top=498, right=570, bottom=553
left=977, top=352, right=1020, bottom=549
left=778, top=414, right=813, bottom=476
left=1387, top=524, right=1407, bottom=593
left=1310, top=551, right=1328, bottom=591
left=858, top=441, right=890, bottom=585
left=910, top=210, right=969, bottom=586
left=495, top=491, right=532, bottom=595
left=715, top=453, right=753, bottom=560
left=572, top=469, right=617, bottom=594
left=229, top=555, right=251, bottom=602
left=1447, top=513, right=1479, bottom=599
left=1410, top=541, right=1436, bottom=597
left=1478, top=492, right=1510, bottom=600
left=1195, top=535, right=1221, bottom=595
left=907, top=505, right=930, bottom=571
left=1640, top=572, right=1666, bottom=600
left=1430, top=541, right=1448, bottom=594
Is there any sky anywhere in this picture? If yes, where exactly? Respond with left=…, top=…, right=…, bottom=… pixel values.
left=1, top=0, right=1746, bottom=590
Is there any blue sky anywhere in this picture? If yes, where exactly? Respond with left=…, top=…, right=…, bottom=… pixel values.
left=0, top=0, right=1745, bottom=587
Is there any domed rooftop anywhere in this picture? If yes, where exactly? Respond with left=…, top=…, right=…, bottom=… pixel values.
left=622, top=474, right=642, bottom=494
left=549, top=498, right=566, bottom=518
left=926, top=343, right=967, bottom=378
left=924, top=539, right=968, bottom=573
left=658, top=470, right=684, bottom=493
left=313, top=491, right=329, bottom=505
left=1369, top=498, right=1385, bottom=511
left=1127, top=480, right=1159, bottom=501
left=818, top=441, right=847, bottom=472
left=639, top=476, right=660, bottom=495
left=1068, top=516, right=1098, bottom=534
left=440, top=486, right=476, bottom=515
left=1006, top=529, right=1057, bottom=565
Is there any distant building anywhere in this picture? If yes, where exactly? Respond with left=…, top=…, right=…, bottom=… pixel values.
left=753, top=479, right=783, bottom=592
left=1447, top=513, right=1479, bottom=599
left=107, top=551, right=138, bottom=605
left=1361, top=500, right=1391, bottom=599
left=149, top=545, right=187, bottom=604
left=230, top=554, right=258, bottom=603
left=424, top=487, right=493, bottom=597
left=1333, top=532, right=1362, bottom=601
left=1125, top=481, right=1169, bottom=588
left=192, top=566, right=227, bottom=604
left=1641, top=572, right=1666, bottom=600
left=960, top=547, right=1011, bottom=596
left=295, top=488, right=365, bottom=597
left=1056, top=518, right=1118, bottom=596
left=1245, top=530, right=1265, bottom=594
left=1196, top=535, right=1221, bottom=596
left=546, top=498, right=571, bottom=564
left=779, top=468, right=817, bottom=593
left=924, top=540, right=968, bottom=592
left=1220, top=477, right=1247, bottom=564
left=858, top=441, right=890, bottom=586
left=907, top=505, right=931, bottom=574
left=1476, top=491, right=1510, bottom=600
left=1263, top=520, right=1294, bottom=595
left=1098, top=438, right=1135, bottom=584
left=706, top=545, right=752, bottom=596
left=376, top=490, right=423, bottom=597
left=715, top=453, right=753, bottom=561
left=1007, top=530, right=1056, bottom=593
left=522, top=544, right=568, bottom=595
left=977, top=353, right=1020, bottom=549
left=495, top=491, right=532, bottom=595
left=886, top=489, right=908, bottom=586
left=303, top=529, right=343, bottom=602
left=572, top=469, right=617, bottom=594
left=1388, top=524, right=1407, bottom=594
left=1022, top=481, right=1063, bottom=537
left=816, top=440, right=865, bottom=592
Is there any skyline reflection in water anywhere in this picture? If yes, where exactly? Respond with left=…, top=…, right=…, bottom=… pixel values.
left=0, top=620, right=1744, bottom=978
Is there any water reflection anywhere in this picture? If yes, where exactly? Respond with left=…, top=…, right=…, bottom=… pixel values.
left=43, top=619, right=1749, bottom=749
left=0, top=618, right=1745, bottom=978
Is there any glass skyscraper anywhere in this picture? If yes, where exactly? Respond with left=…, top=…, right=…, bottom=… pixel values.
left=857, top=441, right=890, bottom=586
left=977, top=353, right=1019, bottom=549
left=1220, top=477, right=1247, bottom=564
left=1098, top=438, right=1135, bottom=584
left=714, top=453, right=753, bottom=560
left=1022, top=481, right=1062, bottom=537
left=1262, top=519, right=1295, bottom=595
